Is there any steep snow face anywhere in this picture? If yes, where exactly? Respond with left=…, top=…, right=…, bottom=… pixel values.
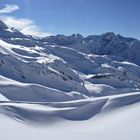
left=0, top=39, right=88, bottom=95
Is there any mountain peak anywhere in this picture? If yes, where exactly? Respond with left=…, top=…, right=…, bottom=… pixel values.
left=0, top=20, right=26, bottom=38
left=101, top=32, right=116, bottom=39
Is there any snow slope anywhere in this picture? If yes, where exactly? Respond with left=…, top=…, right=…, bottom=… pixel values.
left=0, top=20, right=140, bottom=140
left=0, top=99, right=140, bottom=140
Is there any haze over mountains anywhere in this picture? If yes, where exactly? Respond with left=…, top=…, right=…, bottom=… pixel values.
left=0, top=20, right=140, bottom=140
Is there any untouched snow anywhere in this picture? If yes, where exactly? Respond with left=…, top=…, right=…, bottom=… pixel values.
left=0, top=102, right=140, bottom=140
left=0, top=20, right=140, bottom=140
left=0, top=91, right=140, bottom=123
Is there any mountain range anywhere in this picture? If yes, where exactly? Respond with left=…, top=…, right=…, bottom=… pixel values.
left=0, top=20, right=140, bottom=140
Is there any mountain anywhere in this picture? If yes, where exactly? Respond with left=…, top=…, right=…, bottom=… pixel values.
left=0, top=20, right=140, bottom=140
left=43, top=32, right=140, bottom=65
left=0, top=20, right=26, bottom=39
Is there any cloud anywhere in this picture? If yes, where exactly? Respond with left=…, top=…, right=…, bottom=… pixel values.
left=0, top=4, right=19, bottom=14
left=0, top=4, right=52, bottom=37
left=1, top=16, right=52, bottom=37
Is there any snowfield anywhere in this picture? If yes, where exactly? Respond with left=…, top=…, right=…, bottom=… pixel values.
left=0, top=102, right=140, bottom=140
left=0, top=20, right=140, bottom=140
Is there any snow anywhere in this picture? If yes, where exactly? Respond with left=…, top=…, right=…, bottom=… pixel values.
left=0, top=101, right=140, bottom=140
left=0, top=75, right=85, bottom=102
left=0, top=93, right=9, bottom=101
left=0, top=20, right=140, bottom=140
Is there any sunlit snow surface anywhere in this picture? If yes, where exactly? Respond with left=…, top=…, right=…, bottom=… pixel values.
left=0, top=102, right=140, bottom=140
left=0, top=21, right=140, bottom=140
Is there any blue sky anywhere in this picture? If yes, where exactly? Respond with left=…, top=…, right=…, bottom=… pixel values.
left=0, top=0, right=140, bottom=38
